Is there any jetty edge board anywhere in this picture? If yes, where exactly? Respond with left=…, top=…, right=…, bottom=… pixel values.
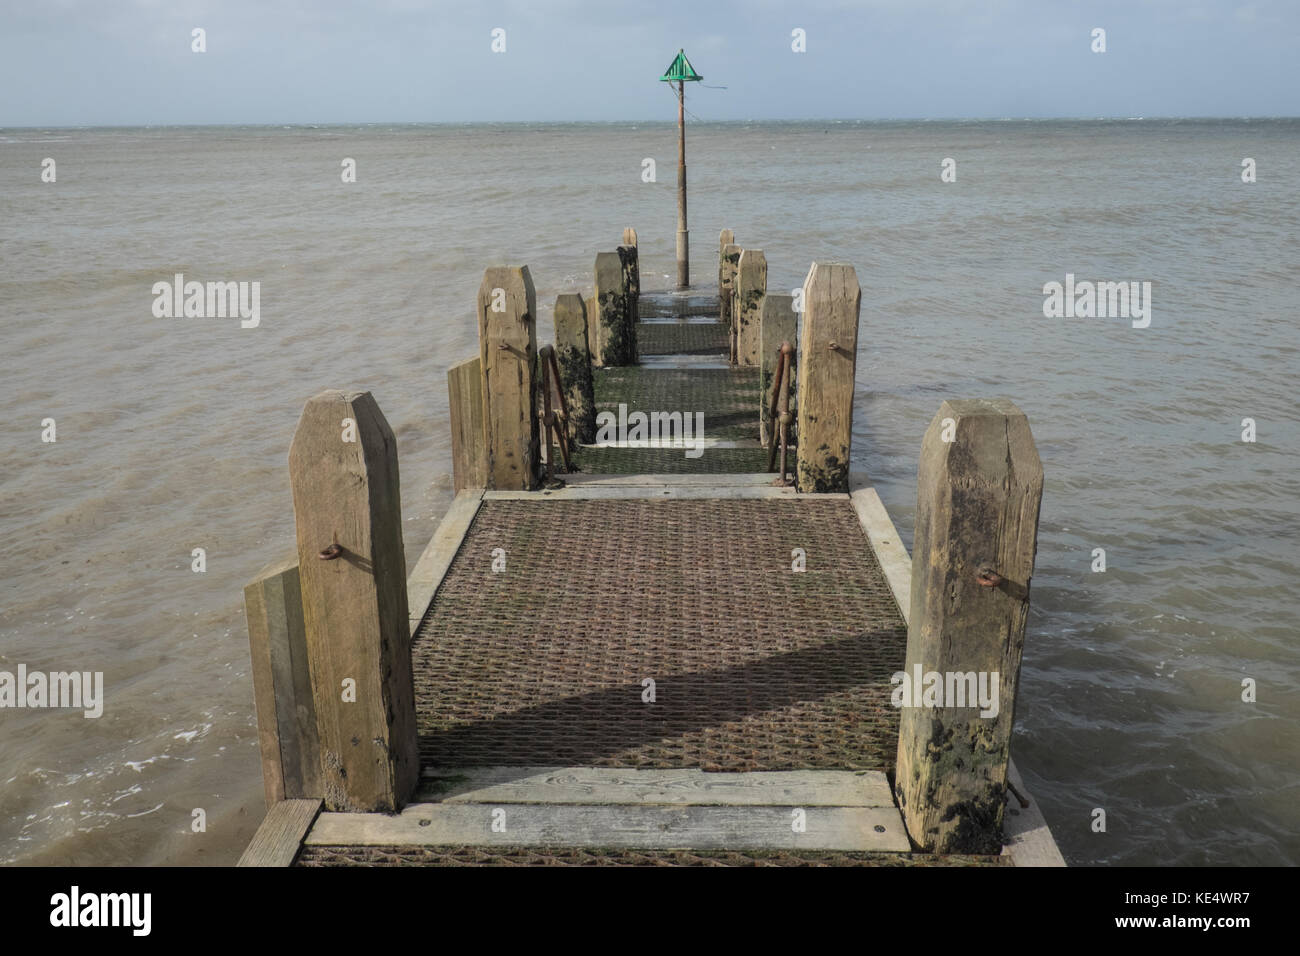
left=847, top=472, right=1066, bottom=867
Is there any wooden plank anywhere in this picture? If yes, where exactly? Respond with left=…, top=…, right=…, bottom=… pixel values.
left=759, top=293, right=797, bottom=446
left=563, top=472, right=782, bottom=487
left=734, top=249, right=767, bottom=366
left=553, top=294, right=596, bottom=445
left=288, top=389, right=418, bottom=813
left=447, top=355, right=486, bottom=492
left=483, top=484, right=808, bottom=501
left=795, top=262, right=860, bottom=493
left=306, top=804, right=910, bottom=852
left=1001, top=760, right=1067, bottom=866
left=237, top=799, right=322, bottom=867
left=895, top=399, right=1044, bottom=854
left=405, top=489, right=484, bottom=633
left=637, top=355, right=731, bottom=369
left=418, top=767, right=894, bottom=808
left=478, top=266, right=539, bottom=490
left=243, top=557, right=291, bottom=807
left=583, top=438, right=761, bottom=450
left=848, top=475, right=913, bottom=622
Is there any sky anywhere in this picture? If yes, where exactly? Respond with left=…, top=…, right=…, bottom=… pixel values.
left=2, top=0, right=1297, bottom=125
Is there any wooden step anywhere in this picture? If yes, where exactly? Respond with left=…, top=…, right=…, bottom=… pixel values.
left=303, top=767, right=911, bottom=853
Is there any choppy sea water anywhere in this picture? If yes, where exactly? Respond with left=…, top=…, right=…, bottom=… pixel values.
left=1, top=120, right=1297, bottom=866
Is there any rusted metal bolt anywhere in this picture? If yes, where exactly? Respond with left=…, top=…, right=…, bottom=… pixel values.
left=976, top=568, right=1003, bottom=588
left=780, top=341, right=794, bottom=356
left=318, top=543, right=342, bottom=561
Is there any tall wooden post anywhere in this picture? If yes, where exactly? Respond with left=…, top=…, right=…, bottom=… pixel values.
left=734, top=249, right=767, bottom=367
left=447, top=356, right=486, bottom=491
left=717, top=229, right=735, bottom=323
left=477, top=266, right=539, bottom=490
left=593, top=252, right=635, bottom=367
left=676, top=78, right=688, bottom=289
left=795, top=262, right=860, bottom=493
left=288, top=389, right=418, bottom=813
left=759, top=293, right=797, bottom=446
left=895, top=399, right=1044, bottom=854
left=619, top=244, right=640, bottom=325
left=720, top=243, right=742, bottom=364
left=553, top=293, right=596, bottom=444
left=244, top=557, right=321, bottom=807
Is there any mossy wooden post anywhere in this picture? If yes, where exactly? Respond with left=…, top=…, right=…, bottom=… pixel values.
left=759, top=293, right=797, bottom=446
left=619, top=244, right=640, bottom=325
left=593, top=251, right=635, bottom=367
left=553, top=293, right=596, bottom=445
left=735, top=249, right=767, bottom=367
left=720, top=243, right=742, bottom=363
left=244, top=557, right=321, bottom=807
left=288, top=390, right=418, bottom=813
left=717, top=228, right=734, bottom=324
left=447, top=356, right=486, bottom=491
left=478, top=266, right=539, bottom=489
left=795, top=262, right=860, bottom=493
left=895, top=399, right=1044, bottom=854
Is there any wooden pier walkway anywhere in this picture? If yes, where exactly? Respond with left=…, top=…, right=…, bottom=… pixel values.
left=238, top=236, right=1064, bottom=867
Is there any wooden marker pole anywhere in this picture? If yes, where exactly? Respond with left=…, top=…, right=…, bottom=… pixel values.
left=288, top=390, right=418, bottom=813
left=895, top=398, right=1043, bottom=854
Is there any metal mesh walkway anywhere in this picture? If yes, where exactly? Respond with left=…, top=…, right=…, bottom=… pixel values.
left=410, top=498, right=907, bottom=772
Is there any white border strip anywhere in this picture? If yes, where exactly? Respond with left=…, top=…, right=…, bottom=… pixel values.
left=405, top=489, right=484, bottom=634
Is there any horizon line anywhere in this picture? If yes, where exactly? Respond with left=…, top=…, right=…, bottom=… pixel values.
left=5, top=114, right=1299, bottom=131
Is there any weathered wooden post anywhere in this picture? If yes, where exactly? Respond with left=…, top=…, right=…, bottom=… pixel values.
left=720, top=243, right=741, bottom=363
left=478, top=266, right=539, bottom=490
left=795, top=262, right=860, bottom=493
left=553, top=293, right=596, bottom=444
left=288, top=390, right=419, bottom=813
left=447, top=356, right=486, bottom=491
left=759, top=292, right=797, bottom=446
left=717, top=228, right=735, bottom=324
left=244, top=557, right=321, bottom=807
left=895, top=399, right=1044, bottom=854
left=619, top=244, right=640, bottom=325
left=592, top=251, right=636, bottom=367
left=734, top=249, right=767, bottom=367
left=622, top=227, right=638, bottom=247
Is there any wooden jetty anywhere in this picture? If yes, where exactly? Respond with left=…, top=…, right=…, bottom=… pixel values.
left=238, top=229, right=1064, bottom=867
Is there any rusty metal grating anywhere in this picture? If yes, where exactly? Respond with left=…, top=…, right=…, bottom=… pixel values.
left=592, top=366, right=758, bottom=442
left=636, top=322, right=728, bottom=356
left=296, top=845, right=1006, bottom=867
left=412, top=498, right=908, bottom=773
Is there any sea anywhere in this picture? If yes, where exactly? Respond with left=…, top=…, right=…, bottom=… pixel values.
left=1, top=119, right=1297, bottom=866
